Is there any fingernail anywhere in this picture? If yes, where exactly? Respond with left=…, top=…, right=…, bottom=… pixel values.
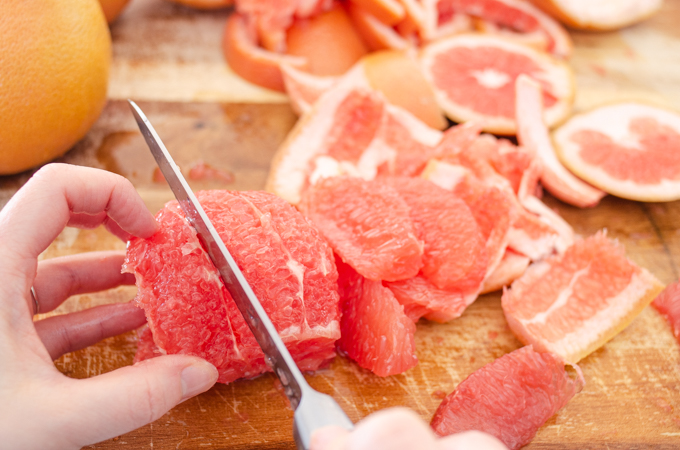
left=180, top=361, right=218, bottom=401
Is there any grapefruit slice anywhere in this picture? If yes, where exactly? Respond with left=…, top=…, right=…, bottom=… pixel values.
left=222, top=12, right=307, bottom=92
left=336, top=257, right=418, bottom=376
left=281, top=64, right=339, bottom=114
left=348, top=3, right=410, bottom=50
left=350, top=0, right=406, bottom=25
left=480, top=249, right=530, bottom=293
left=431, top=345, right=584, bottom=450
left=420, top=33, right=574, bottom=135
left=516, top=75, right=605, bottom=208
left=386, top=275, right=475, bottom=323
left=125, top=190, right=341, bottom=384
left=299, top=176, right=424, bottom=282
left=474, top=18, right=550, bottom=52
left=652, top=281, right=680, bottom=345
left=502, top=232, right=665, bottom=364
left=385, top=177, right=488, bottom=292
left=527, top=0, right=663, bottom=31
left=285, top=4, right=369, bottom=76
left=553, top=102, right=680, bottom=202
left=436, top=0, right=572, bottom=58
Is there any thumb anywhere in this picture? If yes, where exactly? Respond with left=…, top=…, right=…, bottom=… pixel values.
left=60, top=355, right=217, bottom=447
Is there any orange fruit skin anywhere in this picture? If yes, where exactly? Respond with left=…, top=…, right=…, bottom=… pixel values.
left=285, top=5, right=369, bottom=76
left=0, top=0, right=110, bottom=175
left=222, top=13, right=306, bottom=92
left=362, top=50, right=448, bottom=130
left=98, top=0, right=131, bottom=23
left=163, top=0, right=234, bottom=10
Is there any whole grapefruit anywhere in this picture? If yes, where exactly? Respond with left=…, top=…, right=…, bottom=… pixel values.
left=0, top=0, right=110, bottom=175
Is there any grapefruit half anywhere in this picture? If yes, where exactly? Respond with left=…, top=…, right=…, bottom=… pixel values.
left=501, top=231, right=664, bottom=364
left=420, top=33, right=574, bottom=134
left=553, top=102, right=680, bottom=202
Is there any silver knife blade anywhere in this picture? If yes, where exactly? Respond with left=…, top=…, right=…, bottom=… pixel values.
left=128, top=100, right=353, bottom=449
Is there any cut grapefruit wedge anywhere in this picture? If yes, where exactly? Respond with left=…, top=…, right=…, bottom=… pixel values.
left=386, top=275, right=474, bottom=323
left=480, top=249, right=530, bottom=293
left=420, top=33, right=574, bottom=135
left=502, top=232, right=665, bottom=364
left=350, top=0, right=406, bottom=25
left=348, top=2, right=410, bottom=50
left=222, top=13, right=307, bottom=92
left=336, top=257, right=418, bottom=376
left=516, top=74, right=605, bottom=208
left=527, top=0, right=663, bottom=31
left=652, top=281, right=680, bottom=344
left=281, top=64, right=338, bottom=114
left=431, top=345, right=584, bottom=450
left=553, top=102, right=680, bottom=202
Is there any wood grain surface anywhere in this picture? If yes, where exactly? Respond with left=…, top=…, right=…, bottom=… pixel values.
left=2, top=0, right=680, bottom=448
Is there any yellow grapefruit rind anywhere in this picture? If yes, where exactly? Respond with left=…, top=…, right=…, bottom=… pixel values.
left=502, top=235, right=665, bottom=364
left=528, top=0, right=662, bottom=31
left=419, top=34, right=575, bottom=135
left=553, top=102, right=680, bottom=202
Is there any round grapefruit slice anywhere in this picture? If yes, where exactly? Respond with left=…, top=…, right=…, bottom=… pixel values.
left=222, top=12, right=307, bottom=92
left=553, top=102, right=680, bottom=202
left=125, top=190, right=341, bottom=384
left=420, top=33, right=574, bottom=135
left=431, top=345, right=584, bottom=450
left=652, top=281, right=680, bottom=344
left=502, top=231, right=665, bottom=364
left=299, top=176, right=424, bottom=282
left=527, top=0, right=663, bottom=31
left=336, top=257, right=418, bottom=376
left=515, top=74, right=605, bottom=208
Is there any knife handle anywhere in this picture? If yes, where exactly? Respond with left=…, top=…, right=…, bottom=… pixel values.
left=293, top=388, right=354, bottom=450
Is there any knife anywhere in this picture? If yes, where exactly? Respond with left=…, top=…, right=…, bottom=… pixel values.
left=128, top=100, right=354, bottom=450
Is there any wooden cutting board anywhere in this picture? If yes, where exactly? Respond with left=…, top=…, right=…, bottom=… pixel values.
left=2, top=0, right=680, bottom=448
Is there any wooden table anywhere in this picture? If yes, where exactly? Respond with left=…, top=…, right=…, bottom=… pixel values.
left=2, top=0, right=680, bottom=448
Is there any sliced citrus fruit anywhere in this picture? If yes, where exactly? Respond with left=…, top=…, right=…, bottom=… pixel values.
left=431, top=345, right=584, bottom=450
left=502, top=232, right=665, bottom=364
left=507, top=206, right=560, bottom=260
left=336, top=257, right=418, bottom=376
left=420, top=33, right=574, bottom=135
left=348, top=2, right=410, bottom=50
left=350, top=0, right=406, bottom=25
left=126, top=190, right=341, bottom=384
left=285, top=4, right=369, bottom=76
left=281, top=63, right=339, bottom=114
left=421, top=0, right=473, bottom=41
left=527, top=0, right=663, bottom=31
left=516, top=74, right=605, bottom=208
left=222, top=12, right=307, bottom=92
left=652, top=281, right=680, bottom=344
left=163, top=0, right=233, bottom=10
left=299, top=176, right=424, bottom=282
left=521, top=194, right=574, bottom=254
left=474, top=18, right=550, bottom=52
left=480, top=249, right=530, bottom=293
left=553, top=102, right=680, bottom=202
left=385, top=177, right=488, bottom=292
left=386, top=275, right=473, bottom=323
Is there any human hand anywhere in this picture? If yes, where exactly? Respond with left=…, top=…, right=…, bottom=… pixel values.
left=310, top=407, right=508, bottom=450
left=0, top=164, right=218, bottom=449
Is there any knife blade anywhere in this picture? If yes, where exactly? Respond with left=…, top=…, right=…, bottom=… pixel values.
left=128, top=100, right=353, bottom=449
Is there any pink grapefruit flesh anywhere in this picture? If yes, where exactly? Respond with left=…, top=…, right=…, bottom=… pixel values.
left=652, top=281, right=680, bottom=344
left=431, top=345, right=584, bottom=450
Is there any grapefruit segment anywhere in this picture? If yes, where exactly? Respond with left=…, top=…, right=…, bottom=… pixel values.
left=125, top=190, right=341, bottom=383
left=553, top=102, right=680, bottom=202
left=350, top=0, right=406, bottom=25
left=502, top=232, right=665, bottom=364
left=336, top=258, right=418, bottom=376
left=527, top=0, right=663, bottom=31
left=516, top=74, right=605, bottom=208
left=420, top=33, right=574, bottom=134
left=652, top=281, right=680, bottom=344
left=480, top=249, right=530, bottom=293
left=281, top=64, right=339, bottom=114
left=222, top=13, right=307, bottom=92
left=348, top=3, right=410, bottom=50
left=431, top=345, right=584, bottom=450
left=299, top=176, right=424, bottom=282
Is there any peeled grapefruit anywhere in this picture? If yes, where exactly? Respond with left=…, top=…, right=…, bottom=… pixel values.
left=652, top=281, right=680, bottom=345
left=336, top=257, right=418, bottom=376
left=502, top=232, right=665, bottom=364
left=431, top=345, right=584, bottom=450
left=480, top=249, right=530, bottom=293
left=125, top=190, right=341, bottom=384
left=419, top=33, right=574, bottom=135
left=527, top=0, right=663, bottom=31
left=553, top=102, right=680, bottom=202
left=515, top=74, right=605, bottom=208
left=299, top=176, right=424, bottom=282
